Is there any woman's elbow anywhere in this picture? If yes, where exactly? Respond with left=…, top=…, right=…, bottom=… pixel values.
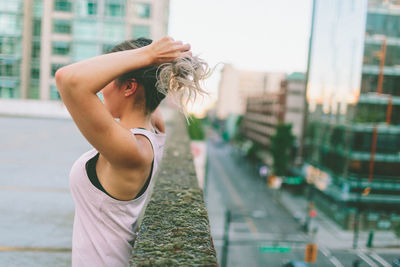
left=55, top=67, right=76, bottom=92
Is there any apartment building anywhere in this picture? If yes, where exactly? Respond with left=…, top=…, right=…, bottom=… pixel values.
left=0, top=0, right=169, bottom=100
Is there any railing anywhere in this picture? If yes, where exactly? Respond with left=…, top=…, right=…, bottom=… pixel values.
left=129, top=111, right=218, bottom=266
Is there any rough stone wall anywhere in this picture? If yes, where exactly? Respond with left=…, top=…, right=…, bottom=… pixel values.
left=129, top=112, right=217, bottom=266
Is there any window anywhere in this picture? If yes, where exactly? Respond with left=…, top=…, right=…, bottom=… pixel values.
left=105, top=0, right=124, bottom=17
left=50, top=84, right=61, bottom=100
left=53, top=19, right=71, bottom=34
left=351, top=131, right=400, bottom=153
left=32, top=41, right=41, bottom=58
left=0, top=14, right=22, bottom=35
left=73, top=20, right=98, bottom=40
left=0, top=58, right=19, bottom=77
left=28, top=81, right=40, bottom=99
left=77, top=0, right=98, bottom=16
left=31, top=67, right=40, bottom=79
left=134, top=2, right=151, bottom=18
left=0, top=37, right=19, bottom=55
left=0, top=1, right=22, bottom=12
left=0, top=87, right=15, bottom=99
left=103, top=22, right=124, bottom=41
left=52, top=41, right=71, bottom=56
left=33, top=19, right=41, bottom=36
left=54, top=0, right=72, bottom=12
left=366, top=13, right=400, bottom=38
left=33, top=0, right=43, bottom=17
left=51, top=63, right=64, bottom=76
left=132, top=25, right=150, bottom=39
left=87, top=1, right=97, bottom=15
left=73, top=43, right=98, bottom=61
left=102, top=43, right=115, bottom=54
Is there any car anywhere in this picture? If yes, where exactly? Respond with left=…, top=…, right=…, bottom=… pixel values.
left=282, top=261, right=310, bottom=267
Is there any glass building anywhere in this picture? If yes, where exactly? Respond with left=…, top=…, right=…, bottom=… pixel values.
left=304, top=0, right=400, bottom=230
left=0, top=1, right=23, bottom=98
left=0, top=0, right=170, bottom=101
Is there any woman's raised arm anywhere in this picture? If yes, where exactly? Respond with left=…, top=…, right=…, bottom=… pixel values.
left=54, top=37, right=190, bottom=168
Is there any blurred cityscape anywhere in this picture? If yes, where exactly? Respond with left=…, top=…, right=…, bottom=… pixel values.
left=1, top=0, right=400, bottom=266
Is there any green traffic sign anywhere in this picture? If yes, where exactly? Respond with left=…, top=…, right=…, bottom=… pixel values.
left=285, top=176, right=303, bottom=185
left=259, top=246, right=291, bottom=253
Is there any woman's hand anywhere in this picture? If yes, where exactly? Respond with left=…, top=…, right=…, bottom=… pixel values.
left=147, top=37, right=192, bottom=65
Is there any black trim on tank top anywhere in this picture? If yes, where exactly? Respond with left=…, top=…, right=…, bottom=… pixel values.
left=85, top=152, right=153, bottom=201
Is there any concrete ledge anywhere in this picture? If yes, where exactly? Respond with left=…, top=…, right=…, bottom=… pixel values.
left=129, top=112, right=217, bottom=266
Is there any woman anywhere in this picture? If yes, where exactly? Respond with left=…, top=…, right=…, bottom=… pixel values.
left=55, top=37, right=209, bottom=266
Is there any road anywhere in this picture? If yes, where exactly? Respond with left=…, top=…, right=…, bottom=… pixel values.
left=205, top=131, right=400, bottom=267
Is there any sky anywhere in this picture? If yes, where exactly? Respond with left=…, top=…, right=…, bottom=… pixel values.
left=168, top=0, right=313, bottom=115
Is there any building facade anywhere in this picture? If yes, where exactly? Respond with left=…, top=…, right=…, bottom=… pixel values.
left=240, top=72, right=306, bottom=166
left=0, top=0, right=169, bottom=100
left=216, top=64, right=285, bottom=120
left=304, top=0, right=400, bottom=230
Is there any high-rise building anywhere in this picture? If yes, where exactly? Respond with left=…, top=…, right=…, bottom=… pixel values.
left=0, top=0, right=170, bottom=100
left=304, top=0, right=400, bottom=230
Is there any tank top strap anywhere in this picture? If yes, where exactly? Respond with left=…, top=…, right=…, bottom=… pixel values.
left=130, top=128, right=157, bottom=157
left=130, top=128, right=166, bottom=166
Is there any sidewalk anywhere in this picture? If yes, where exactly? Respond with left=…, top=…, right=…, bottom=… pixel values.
left=278, top=189, right=400, bottom=249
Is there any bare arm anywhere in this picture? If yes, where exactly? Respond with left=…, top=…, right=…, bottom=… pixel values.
left=151, top=106, right=165, bottom=133
left=55, top=37, right=190, bottom=167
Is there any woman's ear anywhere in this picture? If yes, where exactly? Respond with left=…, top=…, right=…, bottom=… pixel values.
left=125, top=79, right=138, bottom=96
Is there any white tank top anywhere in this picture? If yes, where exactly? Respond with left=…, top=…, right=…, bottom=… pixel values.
left=69, top=128, right=166, bottom=267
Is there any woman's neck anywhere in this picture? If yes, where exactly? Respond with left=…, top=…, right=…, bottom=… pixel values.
left=118, top=110, right=153, bottom=131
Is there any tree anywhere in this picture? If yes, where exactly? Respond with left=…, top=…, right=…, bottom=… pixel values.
left=270, top=123, right=295, bottom=176
left=187, top=114, right=205, bottom=140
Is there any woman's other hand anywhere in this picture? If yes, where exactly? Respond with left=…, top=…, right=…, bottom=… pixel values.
left=147, top=36, right=192, bottom=65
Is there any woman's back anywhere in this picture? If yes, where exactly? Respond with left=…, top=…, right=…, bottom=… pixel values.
left=69, top=128, right=166, bottom=267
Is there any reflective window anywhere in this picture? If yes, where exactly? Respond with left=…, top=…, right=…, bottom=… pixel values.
left=105, top=0, right=125, bottom=17
left=134, top=2, right=151, bottom=18
left=366, top=13, right=400, bottom=38
left=73, top=43, right=98, bottom=61
left=50, top=85, right=61, bottom=100
left=0, top=86, right=16, bottom=98
left=53, top=19, right=72, bottom=34
left=51, top=63, right=64, bottom=77
left=33, top=19, right=41, bottom=36
left=352, top=131, right=400, bottom=153
left=363, top=43, right=400, bottom=67
left=132, top=25, right=150, bottom=39
left=28, top=80, right=40, bottom=99
left=73, top=20, right=98, bottom=40
left=103, top=22, right=124, bottom=41
left=0, top=0, right=22, bottom=12
left=102, top=43, right=115, bottom=54
left=54, top=0, right=72, bottom=12
left=354, top=103, right=387, bottom=124
left=0, top=37, right=20, bottom=55
left=348, top=160, right=400, bottom=178
left=52, top=41, right=71, bottom=56
left=77, top=0, right=98, bottom=16
left=33, top=0, right=42, bottom=17
left=31, top=66, right=40, bottom=79
left=0, top=14, right=22, bottom=35
left=361, top=74, right=400, bottom=96
left=0, top=58, right=19, bottom=77
left=32, top=41, right=41, bottom=58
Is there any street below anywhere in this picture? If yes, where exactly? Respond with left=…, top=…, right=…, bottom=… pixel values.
left=205, top=128, right=400, bottom=267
